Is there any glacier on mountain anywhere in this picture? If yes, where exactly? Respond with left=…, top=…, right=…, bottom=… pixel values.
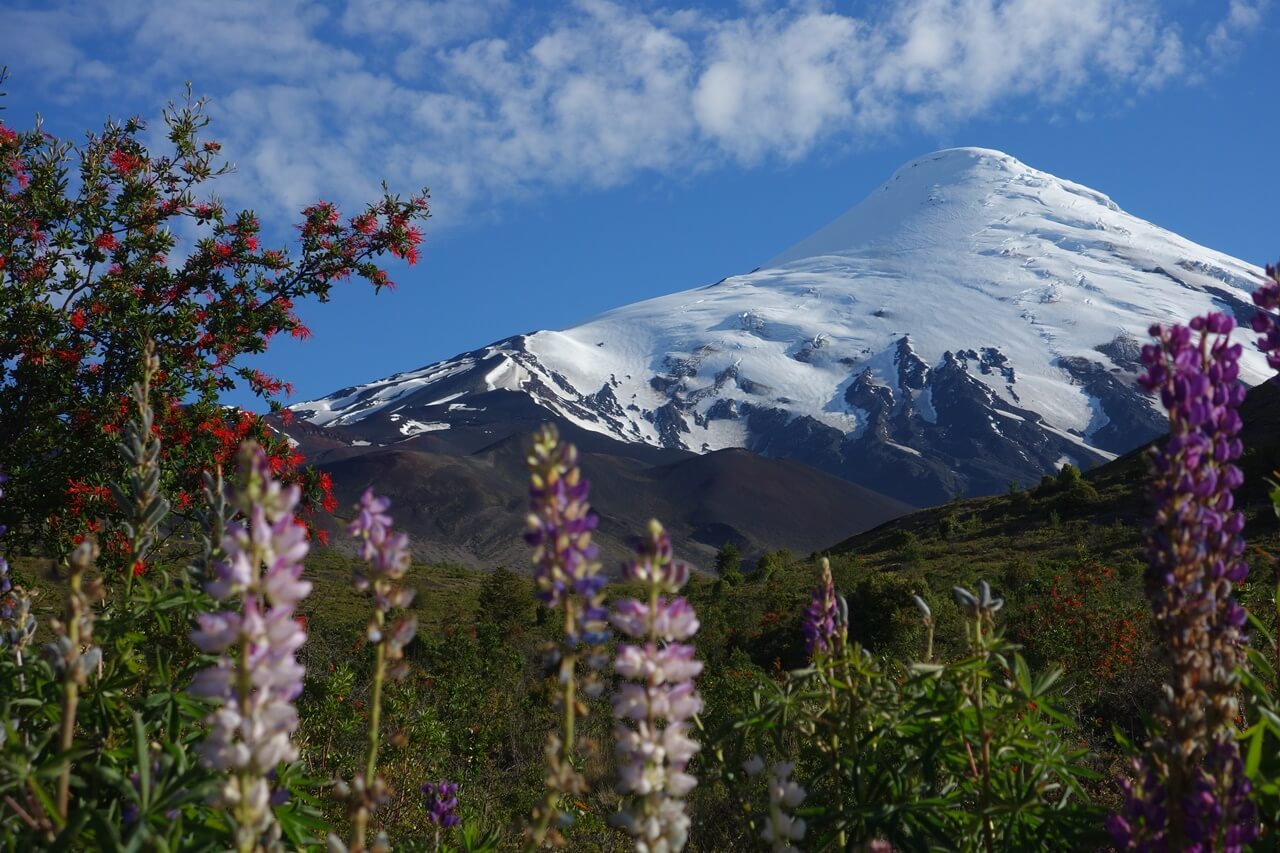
left=291, top=148, right=1268, bottom=504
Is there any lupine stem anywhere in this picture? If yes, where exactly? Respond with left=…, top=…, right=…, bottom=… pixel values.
left=527, top=618, right=578, bottom=851
left=350, top=618, right=387, bottom=853
left=953, top=583, right=1002, bottom=853
left=54, top=543, right=101, bottom=822
left=55, top=564, right=83, bottom=822
left=235, top=625, right=256, bottom=853
left=121, top=343, right=162, bottom=599
left=974, top=610, right=995, bottom=853
left=338, top=489, right=417, bottom=853
left=366, top=615, right=387, bottom=784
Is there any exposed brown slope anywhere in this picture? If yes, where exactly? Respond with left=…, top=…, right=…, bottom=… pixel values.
left=283, top=407, right=913, bottom=573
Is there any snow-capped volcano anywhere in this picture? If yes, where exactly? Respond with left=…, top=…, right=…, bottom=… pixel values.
left=291, top=147, right=1269, bottom=505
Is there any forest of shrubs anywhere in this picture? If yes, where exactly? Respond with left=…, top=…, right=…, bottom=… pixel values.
left=4, top=80, right=1280, bottom=852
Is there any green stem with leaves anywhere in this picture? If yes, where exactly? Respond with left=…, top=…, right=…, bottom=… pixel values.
left=820, top=649, right=848, bottom=850
left=55, top=566, right=83, bottom=822
left=352, top=610, right=389, bottom=852
left=972, top=611, right=995, bottom=853
left=525, top=599, right=581, bottom=851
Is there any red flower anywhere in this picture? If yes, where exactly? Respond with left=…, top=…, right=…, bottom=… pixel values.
left=131, top=559, right=146, bottom=577
left=109, top=149, right=143, bottom=176
left=70, top=309, right=87, bottom=330
left=94, top=232, right=118, bottom=251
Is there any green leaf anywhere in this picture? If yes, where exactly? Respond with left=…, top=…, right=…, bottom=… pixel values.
left=133, top=712, right=151, bottom=808
left=1245, top=723, right=1266, bottom=778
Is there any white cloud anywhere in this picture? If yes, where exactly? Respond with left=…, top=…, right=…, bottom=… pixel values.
left=1208, top=0, right=1271, bottom=57
left=0, top=0, right=1269, bottom=222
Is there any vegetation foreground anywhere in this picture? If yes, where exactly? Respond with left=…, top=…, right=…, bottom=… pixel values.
left=5, top=81, right=1280, bottom=852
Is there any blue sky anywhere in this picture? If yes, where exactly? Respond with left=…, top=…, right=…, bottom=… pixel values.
left=2, top=0, right=1277, bottom=410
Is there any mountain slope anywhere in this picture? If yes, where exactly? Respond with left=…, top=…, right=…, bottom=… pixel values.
left=826, top=377, right=1280, bottom=582
left=282, top=404, right=911, bottom=573
left=291, top=147, right=1269, bottom=505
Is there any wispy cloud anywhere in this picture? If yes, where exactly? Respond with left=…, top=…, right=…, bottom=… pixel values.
left=0, top=0, right=1269, bottom=222
left=1208, top=0, right=1272, bottom=58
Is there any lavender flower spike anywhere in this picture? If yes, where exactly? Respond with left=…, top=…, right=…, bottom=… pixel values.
left=803, top=558, right=844, bottom=658
left=1108, top=312, right=1257, bottom=850
left=334, top=489, right=417, bottom=853
left=190, top=442, right=312, bottom=853
left=347, top=488, right=417, bottom=677
left=525, top=424, right=605, bottom=624
left=612, top=519, right=702, bottom=852
left=523, top=424, right=609, bottom=847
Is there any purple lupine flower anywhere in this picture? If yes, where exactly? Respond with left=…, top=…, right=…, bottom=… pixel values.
left=803, top=557, right=844, bottom=658
left=348, top=488, right=417, bottom=668
left=524, top=425, right=606, bottom=632
left=421, top=780, right=461, bottom=828
left=332, top=490, right=417, bottom=853
left=189, top=442, right=312, bottom=848
left=1110, top=312, right=1257, bottom=850
left=523, top=425, right=610, bottom=846
left=1249, top=262, right=1280, bottom=369
left=611, top=519, right=702, bottom=852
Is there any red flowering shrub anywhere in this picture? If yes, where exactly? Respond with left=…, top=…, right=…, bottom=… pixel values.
left=1013, top=559, right=1149, bottom=694
left=0, top=82, right=428, bottom=556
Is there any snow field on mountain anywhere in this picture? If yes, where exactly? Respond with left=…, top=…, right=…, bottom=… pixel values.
left=293, top=147, right=1268, bottom=468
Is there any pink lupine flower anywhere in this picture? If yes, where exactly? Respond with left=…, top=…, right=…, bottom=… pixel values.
left=190, top=443, right=312, bottom=850
left=611, top=519, right=703, bottom=851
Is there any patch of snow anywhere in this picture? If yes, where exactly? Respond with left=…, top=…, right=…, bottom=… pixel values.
left=399, top=420, right=450, bottom=437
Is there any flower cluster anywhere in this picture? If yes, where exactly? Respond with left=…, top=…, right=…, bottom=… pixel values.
left=0, top=472, right=36, bottom=660
left=112, top=343, right=170, bottom=585
left=422, top=780, right=461, bottom=828
left=612, top=520, right=702, bottom=852
left=1109, top=313, right=1257, bottom=849
left=523, top=424, right=610, bottom=846
left=45, top=538, right=106, bottom=822
left=43, top=539, right=104, bottom=685
left=745, top=757, right=807, bottom=851
left=524, top=424, right=607, bottom=630
left=348, top=488, right=417, bottom=679
left=189, top=442, right=312, bottom=851
left=802, top=557, right=845, bottom=658
left=1249, top=261, right=1280, bottom=368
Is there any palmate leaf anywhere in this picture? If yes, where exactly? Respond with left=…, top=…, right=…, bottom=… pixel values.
left=273, top=764, right=334, bottom=847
